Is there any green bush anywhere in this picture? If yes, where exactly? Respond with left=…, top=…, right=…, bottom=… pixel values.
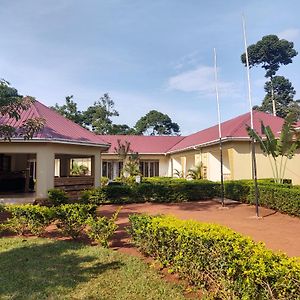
left=48, top=188, right=69, bottom=206
left=0, top=203, right=6, bottom=213
left=4, top=205, right=55, bottom=235
left=128, top=214, right=300, bottom=299
left=81, top=180, right=219, bottom=204
left=86, top=207, right=121, bottom=247
left=223, top=180, right=300, bottom=217
left=55, top=204, right=96, bottom=239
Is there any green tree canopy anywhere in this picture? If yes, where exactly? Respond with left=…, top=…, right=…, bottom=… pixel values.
left=0, top=79, right=45, bottom=140
left=83, top=93, right=119, bottom=134
left=109, top=124, right=136, bottom=135
left=52, top=95, right=84, bottom=126
left=254, top=76, right=300, bottom=119
left=134, top=110, right=180, bottom=136
left=241, top=35, right=298, bottom=78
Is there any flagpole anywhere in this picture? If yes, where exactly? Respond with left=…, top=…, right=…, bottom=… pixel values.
left=213, top=48, right=225, bottom=207
left=242, top=15, right=260, bottom=217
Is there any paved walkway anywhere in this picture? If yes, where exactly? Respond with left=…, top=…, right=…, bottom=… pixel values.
left=98, top=200, right=300, bottom=257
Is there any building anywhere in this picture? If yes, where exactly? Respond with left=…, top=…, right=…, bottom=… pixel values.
left=99, top=110, right=300, bottom=184
left=0, top=101, right=109, bottom=200
left=1, top=100, right=300, bottom=203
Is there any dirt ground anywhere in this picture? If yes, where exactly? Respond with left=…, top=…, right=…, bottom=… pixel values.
left=99, top=199, right=300, bottom=258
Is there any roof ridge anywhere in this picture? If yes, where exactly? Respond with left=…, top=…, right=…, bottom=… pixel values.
left=164, top=136, right=186, bottom=152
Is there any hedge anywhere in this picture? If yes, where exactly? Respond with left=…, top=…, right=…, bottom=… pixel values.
left=128, top=214, right=300, bottom=299
left=223, top=180, right=300, bottom=217
left=80, top=180, right=219, bottom=205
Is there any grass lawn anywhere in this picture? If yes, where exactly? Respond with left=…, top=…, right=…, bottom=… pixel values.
left=0, top=237, right=185, bottom=300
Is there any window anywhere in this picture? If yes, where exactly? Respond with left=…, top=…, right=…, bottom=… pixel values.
left=0, top=155, right=11, bottom=172
left=102, top=161, right=123, bottom=180
left=139, top=160, right=159, bottom=177
left=70, top=158, right=92, bottom=176
left=54, top=159, right=60, bottom=177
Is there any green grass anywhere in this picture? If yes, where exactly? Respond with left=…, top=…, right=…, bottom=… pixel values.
left=0, top=237, right=186, bottom=300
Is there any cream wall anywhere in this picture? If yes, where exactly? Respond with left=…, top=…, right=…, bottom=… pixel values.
left=231, top=142, right=300, bottom=184
left=0, top=142, right=103, bottom=198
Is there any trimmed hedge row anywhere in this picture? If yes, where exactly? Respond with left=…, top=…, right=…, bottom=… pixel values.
left=129, top=214, right=300, bottom=299
left=223, top=180, right=300, bottom=217
left=81, top=180, right=219, bottom=204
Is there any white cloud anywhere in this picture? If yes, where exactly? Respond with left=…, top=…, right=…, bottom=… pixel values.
left=167, top=65, right=238, bottom=97
left=278, top=28, right=300, bottom=41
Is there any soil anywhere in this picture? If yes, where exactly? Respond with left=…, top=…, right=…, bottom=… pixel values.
left=99, top=200, right=300, bottom=258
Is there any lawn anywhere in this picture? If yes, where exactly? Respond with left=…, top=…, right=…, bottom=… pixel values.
left=0, top=237, right=185, bottom=300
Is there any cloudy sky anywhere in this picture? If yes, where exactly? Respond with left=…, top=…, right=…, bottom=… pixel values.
left=1, top=0, right=300, bottom=135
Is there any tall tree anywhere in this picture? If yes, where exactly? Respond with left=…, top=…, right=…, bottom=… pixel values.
left=134, top=110, right=180, bottom=135
left=253, top=76, right=300, bottom=119
left=0, top=79, right=44, bottom=140
left=241, top=34, right=298, bottom=116
left=110, top=124, right=136, bottom=135
left=52, top=95, right=84, bottom=126
left=83, top=93, right=119, bottom=134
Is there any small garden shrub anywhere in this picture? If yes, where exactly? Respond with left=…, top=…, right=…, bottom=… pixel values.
left=55, top=204, right=96, bottom=239
left=4, top=205, right=55, bottom=235
left=86, top=207, right=121, bottom=247
left=0, top=203, right=6, bottom=213
left=128, top=214, right=300, bottom=299
left=48, top=188, right=69, bottom=206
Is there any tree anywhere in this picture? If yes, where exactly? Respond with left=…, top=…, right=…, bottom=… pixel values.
left=83, top=93, right=119, bottom=134
left=114, top=139, right=140, bottom=179
left=109, top=124, right=136, bottom=135
left=253, top=76, right=300, bottom=119
left=246, top=113, right=300, bottom=183
left=134, top=110, right=180, bottom=135
left=0, top=79, right=45, bottom=140
left=241, top=35, right=298, bottom=116
left=52, top=95, right=84, bottom=126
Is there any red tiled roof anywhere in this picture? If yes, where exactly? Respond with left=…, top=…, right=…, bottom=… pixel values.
left=99, top=135, right=184, bottom=154
left=0, top=100, right=109, bottom=147
left=168, top=110, right=286, bottom=153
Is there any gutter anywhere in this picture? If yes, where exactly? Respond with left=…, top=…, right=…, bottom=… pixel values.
left=166, top=137, right=251, bottom=155
left=0, top=138, right=111, bottom=149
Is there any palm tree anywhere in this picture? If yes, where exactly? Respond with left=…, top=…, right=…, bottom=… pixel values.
left=173, top=169, right=184, bottom=178
left=187, top=163, right=204, bottom=180
left=246, top=113, right=300, bottom=183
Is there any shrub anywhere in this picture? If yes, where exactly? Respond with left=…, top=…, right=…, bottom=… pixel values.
left=55, top=204, right=96, bottom=239
left=86, top=207, right=121, bottom=247
left=81, top=188, right=107, bottom=205
left=48, top=188, right=68, bottom=206
left=4, top=205, right=55, bottom=235
left=0, top=203, right=6, bottom=213
left=223, top=180, right=300, bottom=217
left=81, top=180, right=219, bottom=204
left=128, top=214, right=300, bottom=299
left=100, top=176, right=109, bottom=186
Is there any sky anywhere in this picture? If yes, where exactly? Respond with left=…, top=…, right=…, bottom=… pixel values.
left=1, top=0, right=300, bottom=135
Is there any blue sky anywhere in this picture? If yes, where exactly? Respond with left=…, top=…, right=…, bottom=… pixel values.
left=1, top=0, right=300, bottom=135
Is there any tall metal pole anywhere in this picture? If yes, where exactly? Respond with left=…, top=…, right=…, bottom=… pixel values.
left=242, top=15, right=260, bottom=217
left=213, top=48, right=225, bottom=207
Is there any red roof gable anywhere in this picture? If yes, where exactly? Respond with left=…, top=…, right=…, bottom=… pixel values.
left=99, top=135, right=184, bottom=154
left=168, top=111, right=286, bottom=153
left=0, top=100, right=109, bottom=147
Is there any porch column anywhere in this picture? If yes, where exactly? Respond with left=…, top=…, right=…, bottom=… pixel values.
left=36, top=150, right=55, bottom=199
left=94, top=153, right=101, bottom=188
